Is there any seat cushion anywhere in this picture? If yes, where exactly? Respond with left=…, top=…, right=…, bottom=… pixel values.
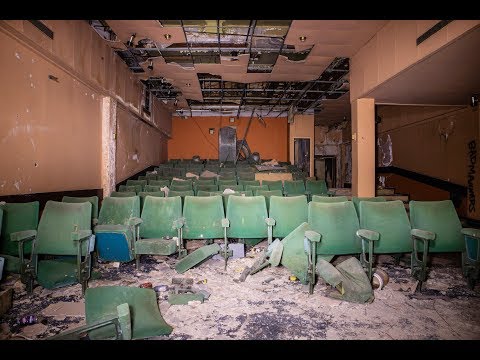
left=135, top=238, right=177, bottom=255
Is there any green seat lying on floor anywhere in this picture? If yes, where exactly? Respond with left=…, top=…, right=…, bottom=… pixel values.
left=312, top=195, right=348, bottom=203
left=255, top=190, right=283, bottom=211
left=62, top=196, right=99, bottom=225
left=84, top=286, right=172, bottom=339
left=136, top=196, right=183, bottom=269
left=308, top=201, right=361, bottom=263
left=269, top=196, right=308, bottom=241
left=262, top=180, right=283, bottom=192
left=357, top=200, right=412, bottom=280
left=94, top=196, right=141, bottom=263
left=409, top=200, right=480, bottom=289
left=126, top=180, right=147, bottom=191
left=0, top=201, right=39, bottom=273
left=118, top=185, right=141, bottom=194
left=352, top=196, right=386, bottom=216
left=226, top=196, right=273, bottom=249
left=13, top=201, right=94, bottom=294
left=283, top=180, right=306, bottom=197
left=111, top=191, right=137, bottom=197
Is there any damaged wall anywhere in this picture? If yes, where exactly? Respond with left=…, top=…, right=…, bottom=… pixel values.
left=168, top=116, right=288, bottom=161
left=289, top=115, right=314, bottom=177
left=0, top=20, right=171, bottom=195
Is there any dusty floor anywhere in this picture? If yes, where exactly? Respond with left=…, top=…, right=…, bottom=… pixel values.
left=1, top=240, right=479, bottom=340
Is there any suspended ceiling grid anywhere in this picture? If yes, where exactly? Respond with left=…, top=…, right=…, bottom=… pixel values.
left=89, top=20, right=387, bottom=119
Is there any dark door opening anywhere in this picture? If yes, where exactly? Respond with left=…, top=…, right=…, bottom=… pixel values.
left=315, top=155, right=337, bottom=188
left=294, top=138, right=310, bottom=174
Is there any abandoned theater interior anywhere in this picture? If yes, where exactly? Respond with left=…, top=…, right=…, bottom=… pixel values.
left=0, top=19, right=479, bottom=341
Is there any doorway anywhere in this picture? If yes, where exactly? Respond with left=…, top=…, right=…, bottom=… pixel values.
left=294, top=138, right=310, bottom=174
left=315, top=155, right=337, bottom=188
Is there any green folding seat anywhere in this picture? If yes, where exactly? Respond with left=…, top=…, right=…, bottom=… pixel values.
left=170, top=184, right=192, bottom=192
left=269, top=196, right=308, bottom=240
left=219, top=184, right=243, bottom=192
left=148, top=179, right=170, bottom=187
left=262, top=180, right=283, bottom=191
left=226, top=196, right=273, bottom=248
left=13, top=201, right=93, bottom=294
left=218, top=174, right=236, bottom=181
left=195, top=178, right=216, bottom=186
left=126, top=180, right=147, bottom=191
left=195, top=184, right=219, bottom=193
left=409, top=200, right=480, bottom=288
left=357, top=200, right=412, bottom=280
left=352, top=196, right=386, bottom=217
left=62, top=196, right=99, bottom=224
left=308, top=201, right=361, bottom=262
left=245, top=185, right=268, bottom=193
left=137, top=175, right=147, bottom=181
left=94, top=196, right=141, bottom=263
left=222, top=191, right=253, bottom=212
left=312, top=195, right=349, bottom=203
left=135, top=196, right=184, bottom=268
left=306, top=179, right=328, bottom=197
left=145, top=173, right=158, bottom=180
left=138, top=191, right=165, bottom=209
left=0, top=201, right=39, bottom=273
left=218, top=179, right=238, bottom=187
left=167, top=191, right=194, bottom=207
left=81, top=286, right=172, bottom=339
left=237, top=172, right=256, bottom=181
left=255, top=190, right=283, bottom=211
left=118, top=185, right=141, bottom=194
left=143, top=185, right=163, bottom=192
left=239, top=180, right=260, bottom=189
left=111, top=191, right=136, bottom=197
left=171, top=178, right=193, bottom=188
left=196, top=190, right=223, bottom=197
left=283, top=180, right=306, bottom=197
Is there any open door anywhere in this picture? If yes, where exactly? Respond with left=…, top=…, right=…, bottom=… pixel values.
left=294, top=138, right=310, bottom=174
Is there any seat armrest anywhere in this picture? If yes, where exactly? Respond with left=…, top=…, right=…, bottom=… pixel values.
left=411, top=228, right=436, bottom=241
left=128, top=217, right=143, bottom=227
left=305, top=230, right=321, bottom=243
left=92, top=218, right=99, bottom=226
left=221, top=218, right=230, bottom=228
left=265, top=218, right=276, bottom=226
left=71, top=230, right=93, bottom=241
left=173, top=218, right=184, bottom=229
left=10, top=230, right=37, bottom=242
left=356, top=229, right=380, bottom=241
left=461, top=228, right=480, bottom=239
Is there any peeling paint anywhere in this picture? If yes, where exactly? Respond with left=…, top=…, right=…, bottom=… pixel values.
left=14, top=52, right=21, bottom=59
left=13, top=181, right=21, bottom=190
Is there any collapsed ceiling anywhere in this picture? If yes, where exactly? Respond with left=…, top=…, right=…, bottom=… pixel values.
left=88, top=20, right=387, bottom=119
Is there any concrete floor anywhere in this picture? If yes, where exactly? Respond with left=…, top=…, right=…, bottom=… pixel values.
left=1, top=241, right=479, bottom=340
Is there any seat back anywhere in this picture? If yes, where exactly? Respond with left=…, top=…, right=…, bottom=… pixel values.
left=183, top=196, right=224, bottom=239
left=269, top=196, right=308, bottom=238
left=98, top=197, right=140, bottom=225
left=36, top=201, right=91, bottom=256
left=352, top=196, right=386, bottom=216
left=306, top=180, right=328, bottom=194
left=262, top=180, right=283, bottom=191
left=171, top=178, right=193, bottom=188
left=217, top=179, right=237, bottom=187
left=168, top=190, right=194, bottom=198
left=226, top=196, right=268, bottom=238
left=219, top=184, right=243, bottom=192
left=308, top=201, right=360, bottom=255
left=0, top=201, right=39, bottom=256
left=148, top=179, right=170, bottom=187
left=245, top=185, right=268, bottom=193
left=254, top=190, right=283, bottom=211
left=283, top=180, right=305, bottom=196
left=118, top=185, right=140, bottom=193
left=312, top=195, right=348, bottom=203
left=196, top=190, right=223, bottom=197
left=195, top=179, right=216, bottom=185
left=239, top=180, right=260, bottom=189
left=359, top=200, right=412, bottom=253
left=138, top=192, right=165, bottom=209
left=409, top=200, right=464, bottom=252
left=196, top=184, right=219, bottom=193
left=111, top=191, right=136, bottom=197
left=126, top=180, right=147, bottom=190
left=170, top=184, right=193, bottom=192
left=237, top=173, right=256, bottom=181
left=218, top=174, right=236, bottom=181
left=140, top=196, right=182, bottom=239
left=144, top=185, right=163, bottom=192
left=222, top=191, right=253, bottom=212
left=62, top=196, right=99, bottom=220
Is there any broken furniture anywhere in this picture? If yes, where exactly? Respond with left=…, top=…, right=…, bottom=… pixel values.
left=49, top=303, right=132, bottom=340
left=269, top=195, right=308, bottom=242
left=255, top=190, right=283, bottom=211
left=83, top=286, right=172, bottom=339
left=352, top=196, right=386, bottom=217
left=175, top=243, right=222, bottom=273
left=94, top=196, right=141, bottom=263
left=13, top=201, right=94, bottom=294
left=409, top=200, right=480, bottom=289
left=62, top=196, right=99, bottom=226
left=136, top=196, right=184, bottom=269
left=0, top=201, right=39, bottom=273
left=312, top=195, right=349, bottom=203
left=357, top=200, right=412, bottom=281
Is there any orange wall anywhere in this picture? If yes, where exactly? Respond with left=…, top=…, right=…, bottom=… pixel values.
left=168, top=116, right=288, bottom=161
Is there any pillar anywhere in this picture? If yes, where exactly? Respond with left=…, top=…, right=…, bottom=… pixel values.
left=101, top=96, right=117, bottom=197
left=351, top=98, right=375, bottom=197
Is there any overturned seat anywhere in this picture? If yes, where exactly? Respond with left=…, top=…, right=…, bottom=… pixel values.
left=409, top=200, right=480, bottom=289
left=357, top=200, right=412, bottom=280
left=135, top=196, right=184, bottom=269
left=95, top=197, right=141, bottom=263
left=269, top=195, right=308, bottom=241
left=0, top=201, right=39, bottom=273
left=13, top=201, right=94, bottom=294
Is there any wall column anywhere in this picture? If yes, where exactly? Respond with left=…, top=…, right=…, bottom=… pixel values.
left=101, top=96, right=117, bottom=197
left=351, top=98, right=375, bottom=197
left=289, top=114, right=314, bottom=177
